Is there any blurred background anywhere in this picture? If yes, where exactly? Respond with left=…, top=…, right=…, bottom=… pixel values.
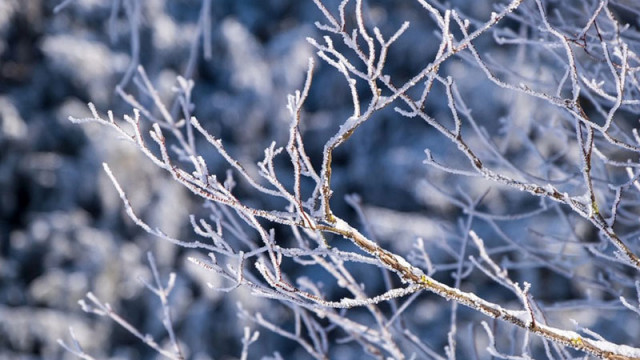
left=2, top=0, right=639, bottom=359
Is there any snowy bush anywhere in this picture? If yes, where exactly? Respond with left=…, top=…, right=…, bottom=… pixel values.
left=49, top=0, right=640, bottom=359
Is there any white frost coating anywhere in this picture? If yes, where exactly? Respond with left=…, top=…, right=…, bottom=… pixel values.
left=334, top=286, right=420, bottom=308
left=332, top=216, right=354, bottom=234
left=507, top=309, right=530, bottom=324
left=338, top=297, right=360, bottom=308
left=532, top=322, right=640, bottom=357
left=394, top=253, right=425, bottom=278
left=536, top=324, right=580, bottom=340
left=333, top=216, right=427, bottom=284
left=590, top=340, right=640, bottom=358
